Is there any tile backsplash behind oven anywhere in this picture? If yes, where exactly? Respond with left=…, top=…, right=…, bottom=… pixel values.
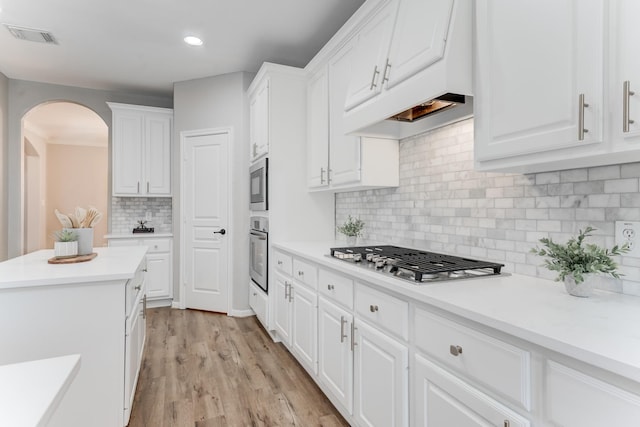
left=111, top=197, right=172, bottom=234
left=335, top=119, right=640, bottom=295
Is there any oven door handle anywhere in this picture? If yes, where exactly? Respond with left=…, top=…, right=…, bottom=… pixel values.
left=250, top=231, right=267, bottom=240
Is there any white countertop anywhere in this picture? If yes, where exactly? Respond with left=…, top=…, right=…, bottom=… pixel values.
left=105, top=232, right=173, bottom=239
left=0, top=246, right=148, bottom=290
left=0, top=354, right=81, bottom=427
left=274, top=241, right=640, bottom=383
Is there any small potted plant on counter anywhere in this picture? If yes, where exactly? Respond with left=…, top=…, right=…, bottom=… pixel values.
left=531, top=226, right=629, bottom=297
left=337, top=215, right=365, bottom=246
left=53, top=229, right=78, bottom=259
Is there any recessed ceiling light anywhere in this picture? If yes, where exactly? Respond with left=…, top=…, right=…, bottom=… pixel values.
left=184, top=36, right=203, bottom=46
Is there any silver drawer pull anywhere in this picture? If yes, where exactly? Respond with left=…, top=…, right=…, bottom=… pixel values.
left=624, top=80, right=635, bottom=133
left=298, top=271, right=304, bottom=276
left=277, top=260, right=283, bottom=265
left=369, top=305, right=379, bottom=313
left=134, top=285, right=141, bottom=291
left=340, top=316, right=347, bottom=343
left=327, top=284, right=335, bottom=290
left=450, top=345, right=463, bottom=356
left=578, top=93, right=589, bottom=141
left=142, top=268, right=148, bottom=272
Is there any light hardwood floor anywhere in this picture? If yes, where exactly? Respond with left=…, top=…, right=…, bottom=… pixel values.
left=128, top=308, right=349, bottom=427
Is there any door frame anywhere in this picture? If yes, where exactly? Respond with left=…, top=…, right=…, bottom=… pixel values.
left=178, top=127, right=234, bottom=312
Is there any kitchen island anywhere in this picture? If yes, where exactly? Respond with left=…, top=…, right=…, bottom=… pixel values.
left=0, top=246, right=148, bottom=427
left=271, top=240, right=640, bottom=427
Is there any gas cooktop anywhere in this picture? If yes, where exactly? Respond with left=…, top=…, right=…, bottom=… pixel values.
left=329, top=245, right=505, bottom=284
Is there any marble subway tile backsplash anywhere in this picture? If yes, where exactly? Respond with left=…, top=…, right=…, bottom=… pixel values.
left=111, top=197, right=172, bottom=234
left=335, top=119, right=640, bottom=295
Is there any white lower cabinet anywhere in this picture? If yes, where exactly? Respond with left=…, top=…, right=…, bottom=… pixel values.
left=124, top=280, right=146, bottom=425
left=414, top=354, right=529, bottom=427
left=274, top=269, right=318, bottom=374
left=318, top=297, right=354, bottom=413
left=354, top=319, right=409, bottom=427
left=249, top=282, right=268, bottom=328
left=545, top=360, right=640, bottom=427
left=107, top=236, right=173, bottom=302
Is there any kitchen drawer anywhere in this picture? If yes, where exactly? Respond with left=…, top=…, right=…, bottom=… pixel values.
left=109, top=239, right=140, bottom=247
left=142, top=238, right=171, bottom=253
left=355, top=283, right=408, bottom=341
left=249, top=282, right=268, bottom=328
left=318, top=268, right=354, bottom=309
left=293, top=258, right=318, bottom=289
left=274, top=250, right=293, bottom=276
left=544, top=360, right=640, bottom=427
left=415, top=307, right=531, bottom=411
left=126, top=260, right=146, bottom=318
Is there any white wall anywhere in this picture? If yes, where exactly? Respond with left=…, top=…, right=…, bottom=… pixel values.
left=173, top=72, right=253, bottom=314
left=6, top=79, right=172, bottom=258
left=0, top=72, right=8, bottom=261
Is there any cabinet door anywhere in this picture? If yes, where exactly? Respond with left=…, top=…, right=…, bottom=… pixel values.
left=344, top=0, right=398, bottom=111
left=251, top=80, right=270, bottom=160
left=414, top=354, right=530, bottom=427
left=273, top=272, right=292, bottom=344
left=474, top=0, right=604, bottom=162
left=385, top=0, right=454, bottom=89
left=112, top=111, right=144, bottom=195
left=124, top=297, right=144, bottom=424
left=145, top=252, right=171, bottom=299
left=318, top=297, right=354, bottom=414
left=145, top=113, right=172, bottom=195
left=329, top=38, right=362, bottom=186
left=611, top=0, right=640, bottom=147
left=291, top=284, right=318, bottom=374
left=307, top=68, right=330, bottom=188
left=354, top=320, right=408, bottom=427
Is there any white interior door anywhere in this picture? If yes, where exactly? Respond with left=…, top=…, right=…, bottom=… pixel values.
left=182, top=129, right=229, bottom=313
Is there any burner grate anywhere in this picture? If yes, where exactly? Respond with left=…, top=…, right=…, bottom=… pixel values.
left=330, top=245, right=503, bottom=282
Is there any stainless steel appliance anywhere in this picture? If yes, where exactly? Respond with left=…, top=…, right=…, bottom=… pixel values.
left=250, top=216, right=268, bottom=293
left=330, top=245, right=504, bottom=284
left=250, top=158, right=268, bottom=211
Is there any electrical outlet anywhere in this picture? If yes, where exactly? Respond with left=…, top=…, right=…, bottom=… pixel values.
left=145, top=211, right=153, bottom=221
left=615, top=221, right=640, bottom=257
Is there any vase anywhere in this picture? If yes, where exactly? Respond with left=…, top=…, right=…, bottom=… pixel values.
left=563, top=274, right=600, bottom=297
left=65, top=228, right=94, bottom=255
left=54, top=241, right=78, bottom=258
left=346, top=236, right=358, bottom=246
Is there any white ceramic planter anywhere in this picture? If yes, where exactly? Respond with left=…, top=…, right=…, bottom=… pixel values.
left=64, top=228, right=93, bottom=255
left=563, top=274, right=600, bottom=297
left=346, top=236, right=358, bottom=246
left=54, top=241, right=78, bottom=259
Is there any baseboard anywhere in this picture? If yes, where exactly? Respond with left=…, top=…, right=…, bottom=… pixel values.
left=146, top=298, right=172, bottom=308
left=228, top=308, right=255, bottom=317
left=171, top=301, right=182, bottom=309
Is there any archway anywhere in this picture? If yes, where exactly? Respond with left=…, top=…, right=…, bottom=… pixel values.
left=22, top=101, right=108, bottom=253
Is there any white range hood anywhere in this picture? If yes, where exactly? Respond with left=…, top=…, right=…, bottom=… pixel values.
left=343, top=0, right=473, bottom=140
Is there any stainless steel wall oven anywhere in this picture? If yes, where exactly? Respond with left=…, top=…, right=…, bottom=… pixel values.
left=249, top=216, right=268, bottom=293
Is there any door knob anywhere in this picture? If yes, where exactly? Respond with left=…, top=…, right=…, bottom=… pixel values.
left=214, top=229, right=226, bottom=235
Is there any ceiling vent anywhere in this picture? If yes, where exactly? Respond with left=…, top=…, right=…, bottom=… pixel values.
left=4, top=24, right=58, bottom=44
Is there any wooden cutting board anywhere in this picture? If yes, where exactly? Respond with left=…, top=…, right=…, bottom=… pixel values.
left=48, top=253, right=98, bottom=264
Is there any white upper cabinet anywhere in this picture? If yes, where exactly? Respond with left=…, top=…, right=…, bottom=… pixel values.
left=384, top=0, right=454, bottom=90
left=610, top=0, right=640, bottom=150
left=307, top=67, right=330, bottom=189
left=344, top=0, right=397, bottom=111
left=474, top=0, right=604, bottom=164
left=250, top=78, right=270, bottom=161
left=109, top=103, right=172, bottom=197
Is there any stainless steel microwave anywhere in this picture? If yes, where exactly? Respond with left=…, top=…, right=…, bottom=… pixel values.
left=250, top=158, right=268, bottom=211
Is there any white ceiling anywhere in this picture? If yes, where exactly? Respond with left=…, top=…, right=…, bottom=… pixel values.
left=0, top=0, right=364, bottom=96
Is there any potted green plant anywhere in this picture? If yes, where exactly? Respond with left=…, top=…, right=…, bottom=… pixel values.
left=53, top=229, right=78, bottom=259
left=530, top=226, right=629, bottom=297
left=337, top=215, right=365, bottom=246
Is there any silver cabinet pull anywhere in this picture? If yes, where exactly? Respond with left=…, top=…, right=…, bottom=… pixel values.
left=277, top=260, right=283, bottom=266
left=253, top=292, right=257, bottom=297
left=624, top=80, right=635, bottom=133
left=449, top=345, right=463, bottom=356
left=137, top=182, right=140, bottom=193
left=327, top=168, right=332, bottom=184
left=142, top=268, right=148, bottom=273
left=298, top=271, right=304, bottom=276
left=142, top=294, right=147, bottom=319
left=284, top=282, right=290, bottom=300
left=351, top=322, right=357, bottom=351
left=382, top=59, right=391, bottom=83
left=370, top=65, right=380, bottom=90
left=252, top=143, right=257, bottom=157
left=578, top=93, right=590, bottom=141
left=289, top=286, right=293, bottom=302
left=369, top=304, right=379, bottom=313
left=134, top=285, right=142, bottom=291
left=327, top=284, right=335, bottom=290
left=320, top=167, right=326, bottom=184
left=340, top=316, right=347, bottom=343
left=147, top=182, right=150, bottom=193
left=504, top=421, right=510, bottom=427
